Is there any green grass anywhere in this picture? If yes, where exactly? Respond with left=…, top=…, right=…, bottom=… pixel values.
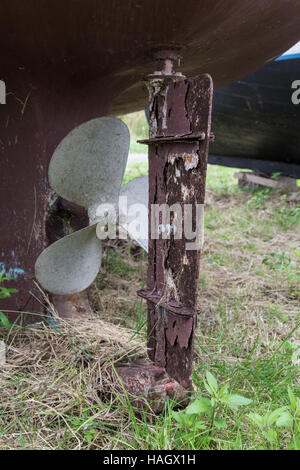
left=120, top=111, right=148, bottom=154
left=0, top=114, right=299, bottom=450
left=1, top=163, right=299, bottom=450
left=122, top=162, right=148, bottom=186
left=113, top=159, right=299, bottom=450
left=112, top=350, right=299, bottom=450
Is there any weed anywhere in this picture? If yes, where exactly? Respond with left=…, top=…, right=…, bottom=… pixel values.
left=172, top=371, right=252, bottom=448
left=247, top=188, right=271, bottom=209
left=207, top=253, right=226, bottom=266
left=247, top=386, right=300, bottom=450
left=0, top=272, right=18, bottom=329
left=1, top=158, right=299, bottom=450
left=262, top=251, right=292, bottom=271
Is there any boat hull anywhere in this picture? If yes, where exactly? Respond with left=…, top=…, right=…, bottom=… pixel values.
left=209, top=56, right=300, bottom=177
left=1, top=0, right=300, bottom=320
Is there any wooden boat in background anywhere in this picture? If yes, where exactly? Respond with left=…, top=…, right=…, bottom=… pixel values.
left=209, top=42, right=300, bottom=177
left=0, top=0, right=300, bottom=319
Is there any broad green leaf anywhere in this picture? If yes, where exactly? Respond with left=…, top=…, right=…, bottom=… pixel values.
left=262, top=428, right=277, bottom=444
left=214, top=417, right=227, bottom=429
left=182, top=415, right=196, bottom=429
left=0, top=311, right=12, bottom=329
left=227, top=394, right=252, bottom=406
left=172, top=411, right=186, bottom=425
left=206, top=371, right=218, bottom=394
left=247, top=412, right=264, bottom=428
left=219, top=384, right=229, bottom=398
left=220, top=393, right=233, bottom=405
left=204, top=381, right=214, bottom=396
left=194, top=421, right=207, bottom=431
left=210, top=397, right=216, bottom=407
left=185, top=397, right=213, bottom=416
left=172, top=411, right=195, bottom=429
left=267, top=408, right=287, bottom=426
left=0, top=288, right=11, bottom=299
left=276, top=412, right=293, bottom=428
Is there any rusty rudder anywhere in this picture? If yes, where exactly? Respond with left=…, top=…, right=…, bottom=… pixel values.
left=138, top=68, right=213, bottom=390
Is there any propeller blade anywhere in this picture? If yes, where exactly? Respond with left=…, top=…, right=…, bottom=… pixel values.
left=35, top=224, right=102, bottom=295
left=120, top=176, right=149, bottom=252
left=49, top=117, right=130, bottom=215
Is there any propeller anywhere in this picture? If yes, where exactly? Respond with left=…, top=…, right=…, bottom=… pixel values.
left=35, top=116, right=138, bottom=296
left=119, top=175, right=149, bottom=253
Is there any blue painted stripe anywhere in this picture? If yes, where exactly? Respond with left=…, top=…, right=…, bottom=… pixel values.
left=276, top=53, right=300, bottom=62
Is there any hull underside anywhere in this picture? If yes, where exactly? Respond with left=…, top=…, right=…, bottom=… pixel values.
left=209, top=58, right=300, bottom=177
left=1, top=0, right=300, bottom=319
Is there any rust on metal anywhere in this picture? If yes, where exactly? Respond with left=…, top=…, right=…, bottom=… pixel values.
left=110, top=54, right=213, bottom=408
left=137, top=133, right=206, bottom=144
left=137, top=56, right=213, bottom=391
left=114, top=362, right=189, bottom=413
left=1, top=1, right=300, bottom=320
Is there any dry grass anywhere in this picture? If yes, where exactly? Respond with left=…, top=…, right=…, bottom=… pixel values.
left=88, top=188, right=300, bottom=364
left=0, top=313, right=146, bottom=450
left=197, top=188, right=300, bottom=361
left=0, top=167, right=299, bottom=450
